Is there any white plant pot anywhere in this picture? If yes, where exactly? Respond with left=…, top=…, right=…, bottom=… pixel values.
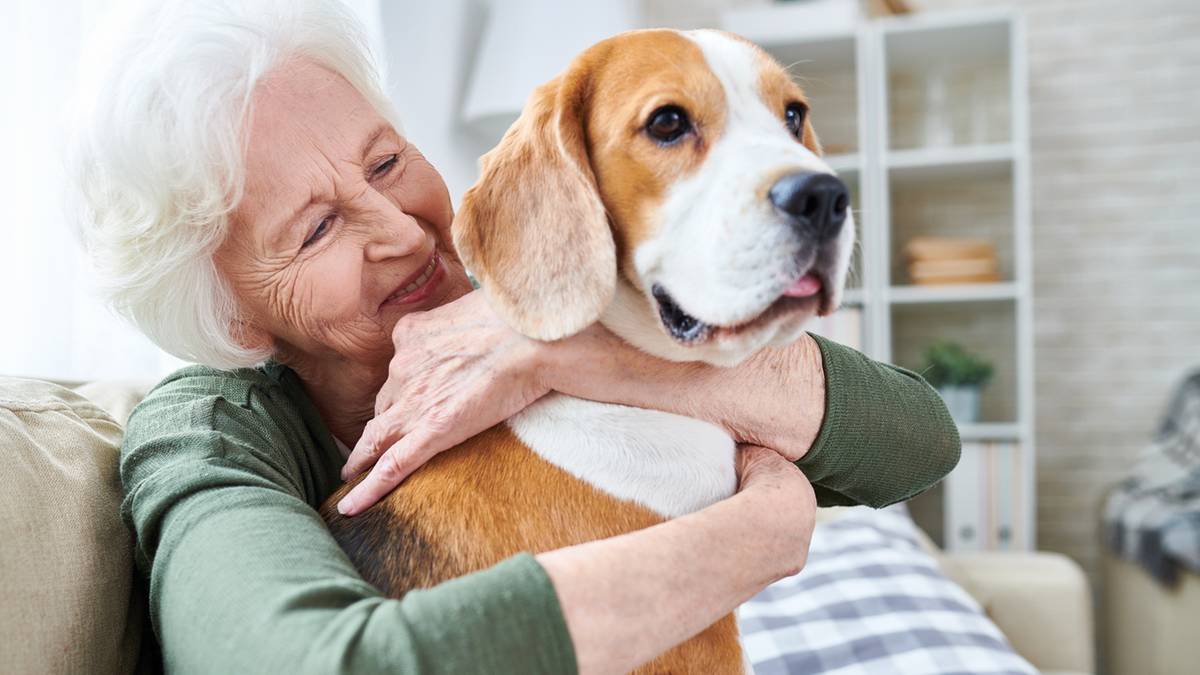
left=937, top=385, right=981, bottom=423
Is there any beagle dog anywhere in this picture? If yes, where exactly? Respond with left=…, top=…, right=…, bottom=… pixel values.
left=322, top=28, right=854, bottom=674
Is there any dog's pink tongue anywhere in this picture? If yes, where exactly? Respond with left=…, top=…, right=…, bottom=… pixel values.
left=783, top=273, right=823, bottom=298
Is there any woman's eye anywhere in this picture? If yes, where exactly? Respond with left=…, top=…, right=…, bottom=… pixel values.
left=645, top=105, right=692, bottom=144
left=371, top=154, right=399, bottom=179
left=302, top=214, right=335, bottom=249
left=785, top=103, right=807, bottom=140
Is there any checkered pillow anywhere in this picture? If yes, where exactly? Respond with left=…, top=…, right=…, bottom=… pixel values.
left=740, top=506, right=1035, bottom=675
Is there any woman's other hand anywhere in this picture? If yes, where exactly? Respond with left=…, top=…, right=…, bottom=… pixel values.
left=337, top=290, right=552, bottom=515
left=735, top=444, right=817, bottom=578
left=539, top=444, right=815, bottom=673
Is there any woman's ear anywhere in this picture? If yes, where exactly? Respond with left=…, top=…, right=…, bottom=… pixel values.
left=453, top=63, right=615, bottom=342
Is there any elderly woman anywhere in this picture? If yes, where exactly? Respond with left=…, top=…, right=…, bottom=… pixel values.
left=75, top=1, right=958, bottom=673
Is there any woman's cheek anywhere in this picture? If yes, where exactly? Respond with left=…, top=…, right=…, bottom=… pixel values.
left=306, top=244, right=367, bottom=324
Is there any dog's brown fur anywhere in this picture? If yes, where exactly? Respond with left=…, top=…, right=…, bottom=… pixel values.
left=321, top=424, right=744, bottom=673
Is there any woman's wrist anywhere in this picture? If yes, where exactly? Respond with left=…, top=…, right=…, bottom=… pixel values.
left=720, top=490, right=803, bottom=582
left=537, top=462, right=814, bottom=674
left=722, top=333, right=826, bottom=460
left=673, top=333, right=825, bottom=461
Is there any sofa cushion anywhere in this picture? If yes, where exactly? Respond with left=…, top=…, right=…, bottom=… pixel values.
left=0, top=378, right=143, bottom=674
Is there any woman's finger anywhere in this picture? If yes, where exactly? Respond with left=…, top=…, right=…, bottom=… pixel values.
left=736, top=443, right=806, bottom=492
left=337, top=432, right=438, bottom=516
left=735, top=444, right=774, bottom=482
left=342, top=410, right=409, bottom=480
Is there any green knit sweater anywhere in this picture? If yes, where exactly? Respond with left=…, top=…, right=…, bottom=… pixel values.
left=120, top=332, right=959, bottom=674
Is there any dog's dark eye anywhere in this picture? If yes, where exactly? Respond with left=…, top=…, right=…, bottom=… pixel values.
left=646, top=106, right=692, bottom=144
left=785, top=103, right=807, bottom=140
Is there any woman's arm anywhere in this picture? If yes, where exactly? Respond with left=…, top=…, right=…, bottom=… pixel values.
left=339, top=289, right=959, bottom=514
left=123, top=370, right=573, bottom=674
left=544, top=325, right=962, bottom=508
left=543, top=445, right=815, bottom=674
left=128, top=367, right=814, bottom=674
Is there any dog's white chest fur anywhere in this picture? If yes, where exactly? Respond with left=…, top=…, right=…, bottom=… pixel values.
left=506, top=394, right=738, bottom=518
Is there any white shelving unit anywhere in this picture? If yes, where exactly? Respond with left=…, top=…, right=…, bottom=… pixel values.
left=724, top=8, right=1035, bottom=552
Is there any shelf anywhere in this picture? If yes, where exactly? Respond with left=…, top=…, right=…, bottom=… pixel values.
left=887, top=143, right=1014, bottom=182
left=848, top=9, right=1029, bottom=551
left=888, top=282, right=1017, bottom=304
left=958, top=422, right=1022, bottom=441
left=883, top=10, right=1012, bottom=70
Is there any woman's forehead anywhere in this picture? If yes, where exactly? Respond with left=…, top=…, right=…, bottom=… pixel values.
left=237, top=60, right=397, bottom=247
left=246, top=60, right=388, bottom=179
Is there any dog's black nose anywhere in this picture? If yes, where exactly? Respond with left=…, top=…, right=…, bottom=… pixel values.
left=768, top=172, right=849, bottom=242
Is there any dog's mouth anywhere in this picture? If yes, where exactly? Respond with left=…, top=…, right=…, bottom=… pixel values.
left=652, top=270, right=834, bottom=345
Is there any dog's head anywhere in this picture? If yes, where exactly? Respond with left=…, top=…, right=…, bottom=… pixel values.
left=455, top=29, right=854, bottom=365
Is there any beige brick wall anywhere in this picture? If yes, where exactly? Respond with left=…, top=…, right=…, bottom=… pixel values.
left=643, top=0, right=1200, bottom=583
left=910, top=0, right=1200, bottom=583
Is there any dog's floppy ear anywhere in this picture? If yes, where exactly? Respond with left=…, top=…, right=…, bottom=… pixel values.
left=454, top=65, right=615, bottom=342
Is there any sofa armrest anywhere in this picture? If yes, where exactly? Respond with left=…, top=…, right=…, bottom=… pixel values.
left=938, top=551, right=1094, bottom=674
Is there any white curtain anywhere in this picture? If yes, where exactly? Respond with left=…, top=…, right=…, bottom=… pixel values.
left=0, top=0, right=384, bottom=382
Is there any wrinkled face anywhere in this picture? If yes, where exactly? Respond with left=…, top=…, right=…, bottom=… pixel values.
left=590, top=30, right=855, bottom=365
left=217, top=60, right=473, bottom=372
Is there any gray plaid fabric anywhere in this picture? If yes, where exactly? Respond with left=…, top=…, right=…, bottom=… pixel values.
left=1104, top=368, right=1200, bottom=585
left=740, top=506, right=1034, bottom=675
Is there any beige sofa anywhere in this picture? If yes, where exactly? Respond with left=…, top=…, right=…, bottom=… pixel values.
left=933, top=544, right=1094, bottom=673
left=1102, top=550, right=1200, bottom=675
left=0, top=377, right=1096, bottom=673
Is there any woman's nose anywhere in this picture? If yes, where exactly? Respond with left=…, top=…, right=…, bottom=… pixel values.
left=362, top=195, right=427, bottom=263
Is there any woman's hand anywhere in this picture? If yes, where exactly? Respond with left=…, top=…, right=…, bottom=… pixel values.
left=539, top=444, right=815, bottom=674
left=735, top=444, right=817, bottom=577
left=336, top=290, right=552, bottom=516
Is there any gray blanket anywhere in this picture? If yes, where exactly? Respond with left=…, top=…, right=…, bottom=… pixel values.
left=741, top=506, right=1034, bottom=674
left=1104, top=368, right=1200, bottom=585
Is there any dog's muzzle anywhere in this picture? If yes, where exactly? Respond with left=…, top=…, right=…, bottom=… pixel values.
left=768, top=171, right=849, bottom=243
left=650, top=170, right=849, bottom=345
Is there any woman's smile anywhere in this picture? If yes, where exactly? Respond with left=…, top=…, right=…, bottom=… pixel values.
left=380, top=249, right=446, bottom=311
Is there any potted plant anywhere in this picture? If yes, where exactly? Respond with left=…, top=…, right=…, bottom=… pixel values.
left=920, top=340, right=994, bottom=423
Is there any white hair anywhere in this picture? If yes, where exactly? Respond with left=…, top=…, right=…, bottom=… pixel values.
left=72, top=0, right=398, bottom=369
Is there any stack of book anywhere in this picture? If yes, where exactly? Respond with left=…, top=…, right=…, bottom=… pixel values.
left=944, top=440, right=1023, bottom=551
left=903, top=236, right=1000, bottom=285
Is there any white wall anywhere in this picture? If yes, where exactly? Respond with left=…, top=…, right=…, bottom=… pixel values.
left=378, top=0, right=496, bottom=205
left=0, top=0, right=182, bottom=381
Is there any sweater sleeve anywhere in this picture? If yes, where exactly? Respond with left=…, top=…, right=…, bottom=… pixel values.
left=798, top=333, right=962, bottom=508
left=120, top=367, right=576, bottom=675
